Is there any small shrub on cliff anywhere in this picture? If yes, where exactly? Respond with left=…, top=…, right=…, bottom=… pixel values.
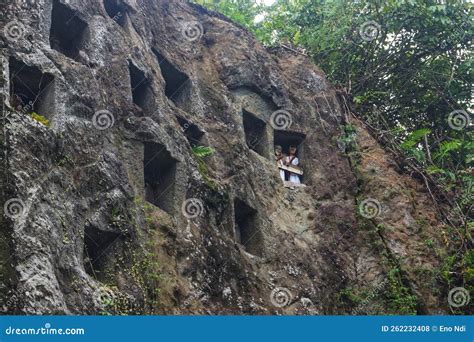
left=192, top=145, right=214, bottom=158
left=30, top=112, right=50, bottom=127
left=386, top=267, right=418, bottom=315
left=192, top=145, right=217, bottom=189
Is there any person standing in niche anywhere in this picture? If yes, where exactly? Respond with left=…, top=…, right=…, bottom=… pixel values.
left=274, top=145, right=286, bottom=181
left=285, top=145, right=301, bottom=184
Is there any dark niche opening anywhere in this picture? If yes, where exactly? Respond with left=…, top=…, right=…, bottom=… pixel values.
left=129, top=61, right=154, bottom=114
left=274, top=130, right=306, bottom=182
left=176, top=116, right=205, bottom=148
left=9, top=58, right=55, bottom=118
left=243, top=109, right=268, bottom=158
left=274, top=130, right=306, bottom=158
left=50, top=0, right=88, bottom=61
left=103, top=0, right=128, bottom=27
left=152, top=49, right=190, bottom=103
left=144, top=142, right=178, bottom=214
left=234, top=198, right=262, bottom=256
left=83, top=225, right=121, bottom=280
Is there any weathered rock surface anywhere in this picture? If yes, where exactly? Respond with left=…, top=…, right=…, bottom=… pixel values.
left=0, top=0, right=448, bottom=314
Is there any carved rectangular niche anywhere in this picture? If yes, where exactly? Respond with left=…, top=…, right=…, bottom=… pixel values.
left=50, top=0, right=88, bottom=61
left=9, top=57, right=55, bottom=118
left=274, top=130, right=306, bottom=182
left=152, top=49, right=190, bottom=104
left=144, top=142, right=178, bottom=214
left=83, top=224, right=121, bottom=280
left=103, top=0, right=128, bottom=27
left=176, top=116, right=205, bottom=148
left=243, top=109, right=268, bottom=158
left=234, top=198, right=262, bottom=256
left=129, top=61, right=154, bottom=114
left=274, top=130, right=306, bottom=158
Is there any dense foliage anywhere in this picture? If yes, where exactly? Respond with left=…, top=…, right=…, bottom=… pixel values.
left=196, top=0, right=473, bottom=313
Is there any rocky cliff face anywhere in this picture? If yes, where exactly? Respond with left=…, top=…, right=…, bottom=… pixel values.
left=1, top=0, right=449, bottom=315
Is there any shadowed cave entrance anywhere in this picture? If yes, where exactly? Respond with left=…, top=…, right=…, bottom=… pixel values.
left=129, top=62, right=154, bottom=114
left=234, top=198, right=262, bottom=256
left=274, top=130, right=306, bottom=158
left=144, top=142, right=178, bottom=214
left=9, top=58, right=55, bottom=118
left=243, top=109, right=268, bottom=158
left=103, top=0, right=128, bottom=27
left=50, top=0, right=88, bottom=61
left=152, top=49, right=190, bottom=103
left=83, top=225, right=121, bottom=280
left=176, top=116, right=205, bottom=148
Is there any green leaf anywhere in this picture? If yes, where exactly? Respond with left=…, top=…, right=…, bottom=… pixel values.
left=408, top=128, right=432, bottom=141
left=433, top=140, right=462, bottom=160
left=192, top=145, right=215, bottom=159
left=426, top=166, right=444, bottom=175
left=293, top=30, right=301, bottom=45
left=401, top=128, right=431, bottom=150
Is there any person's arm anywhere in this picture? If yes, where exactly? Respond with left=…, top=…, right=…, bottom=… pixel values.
left=287, top=156, right=296, bottom=166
